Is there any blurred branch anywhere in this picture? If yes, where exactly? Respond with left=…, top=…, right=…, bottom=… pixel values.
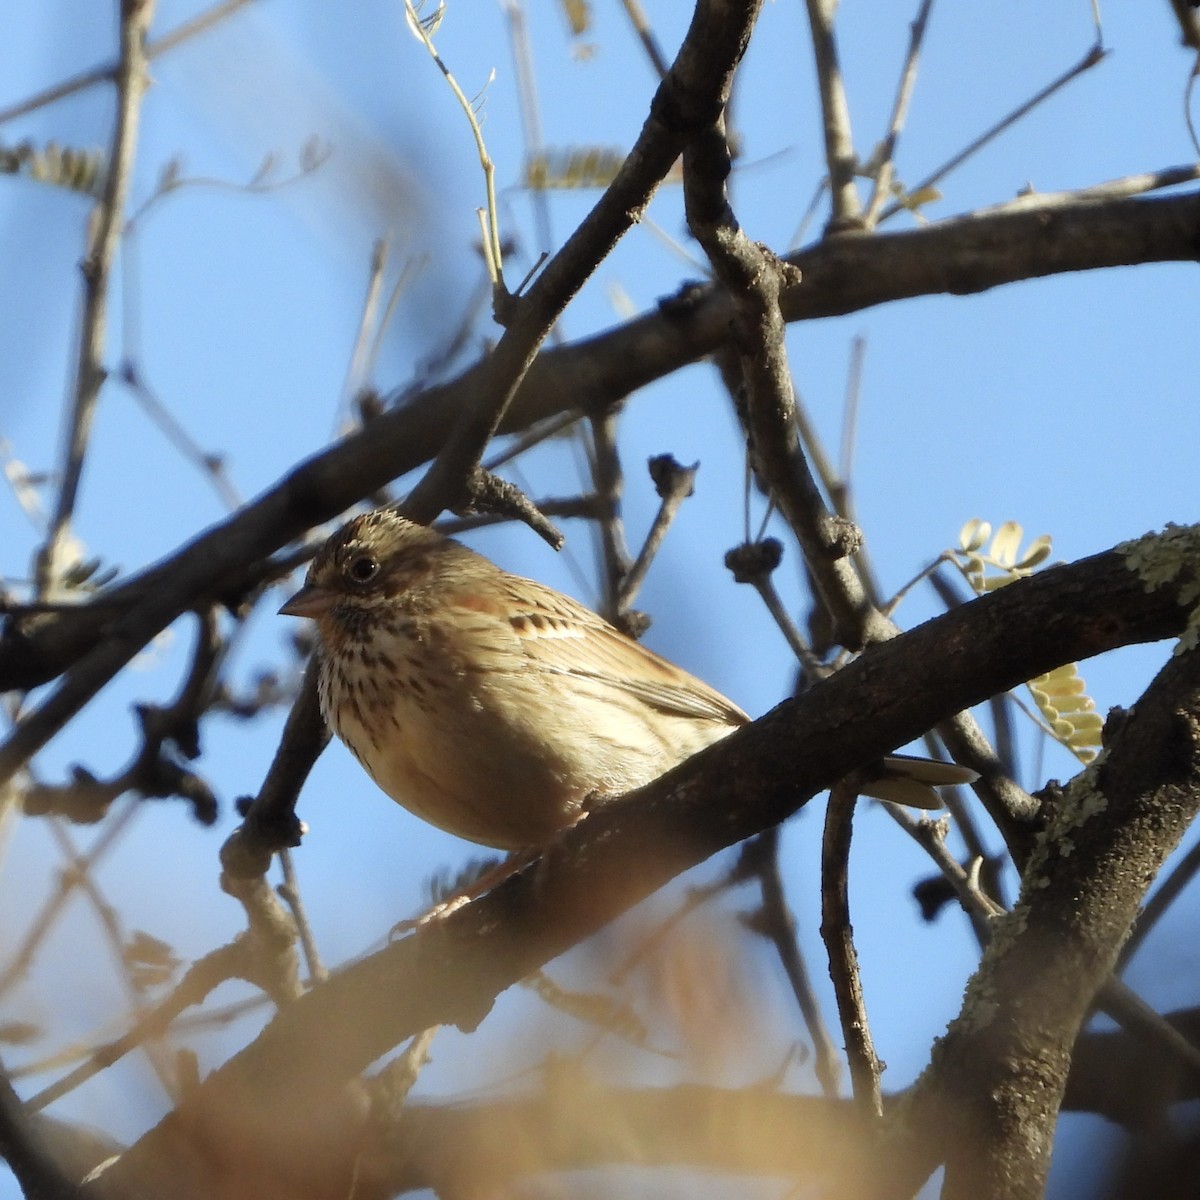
left=1065, top=1004, right=1200, bottom=1124
left=21, top=608, right=222, bottom=826
left=337, top=238, right=392, bottom=435
left=25, top=936, right=271, bottom=1116
left=0, top=800, right=138, bottom=1002
left=42, top=820, right=181, bottom=1104
left=371, top=1079, right=879, bottom=1196
left=117, top=363, right=242, bottom=512
left=739, top=829, right=841, bottom=1099
left=619, top=0, right=670, bottom=79
left=277, top=850, right=327, bottom=986
left=0, top=0, right=257, bottom=126
left=502, top=0, right=556, bottom=259
left=0, top=1070, right=80, bottom=1200
left=1166, top=0, right=1200, bottom=54
left=37, top=0, right=155, bottom=597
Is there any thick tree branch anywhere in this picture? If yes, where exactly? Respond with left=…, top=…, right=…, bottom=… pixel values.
left=0, top=1070, right=81, bottom=1200
left=2, top=185, right=1198, bottom=698
left=94, top=533, right=1197, bottom=1199
left=886, top=638, right=1200, bottom=1197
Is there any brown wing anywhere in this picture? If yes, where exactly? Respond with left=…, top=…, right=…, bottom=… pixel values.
left=480, top=573, right=749, bottom=727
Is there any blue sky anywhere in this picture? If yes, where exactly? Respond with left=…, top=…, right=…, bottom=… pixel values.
left=2, top=2, right=1199, bottom=1195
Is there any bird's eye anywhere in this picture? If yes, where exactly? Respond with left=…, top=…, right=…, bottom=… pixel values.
left=346, top=554, right=380, bottom=585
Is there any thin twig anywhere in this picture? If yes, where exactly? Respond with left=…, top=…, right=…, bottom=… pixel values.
left=277, top=849, right=327, bottom=986
left=725, top=539, right=828, bottom=682
left=339, top=238, right=391, bottom=432
left=24, top=939, right=254, bottom=1114
left=123, top=141, right=333, bottom=232
left=404, top=0, right=505, bottom=292
left=885, top=808, right=999, bottom=946
left=614, top=455, right=698, bottom=613
left=37, top=0, right=155, bottom=597
left=820, top=779, right=882, bottom=1115
left=862, top=0, right=936, bottom=228
left=502, top=0, right=556, bottom=263
left=827, top=337, right=886, bottom=609
left=118, top=362, right=242, bottom=511
left=803, top=0, right=862, bottom=228
left=45, top=819, right=182, bottom=1103
left=0, top=0, right=257, bottom=126
left=619, top=0, right=671, bottom=79
left=742, top=829, right=841, bottom=1098
left=482, top=409, right=585, bottom=472
left=878, top=40, right=1108, bottom=224
left=587, top=407, right=632, bottom=622
left=0, top=800, right=141, bottom=1001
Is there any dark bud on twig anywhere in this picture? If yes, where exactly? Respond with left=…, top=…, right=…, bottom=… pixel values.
left=724, top=537, right=783, bottom=584
left=647, top=454, right=698, bottom=501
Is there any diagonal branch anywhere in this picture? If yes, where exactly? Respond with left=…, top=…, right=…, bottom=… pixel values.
left=2, top=186, right=1198, bottom=698
left=885, top=643, right=1200, bottom=1197
left=96, top=533, right=1197, bottom=1198
left=0, top=0, right=768, bottom=793
left=36, top=0, right=155, bottom=597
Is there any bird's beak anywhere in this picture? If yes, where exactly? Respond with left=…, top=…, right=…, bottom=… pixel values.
left=279, top=583, right=336, bottom=619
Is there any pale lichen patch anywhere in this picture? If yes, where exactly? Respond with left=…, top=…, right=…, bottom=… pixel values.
left=1118, top=523, right=1200, bottom=652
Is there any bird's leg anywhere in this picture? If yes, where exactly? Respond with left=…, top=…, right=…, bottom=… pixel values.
left=392, top=847, right=542, bottom=934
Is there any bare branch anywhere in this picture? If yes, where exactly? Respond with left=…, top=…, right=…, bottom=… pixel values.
left=95, top=535, right=1199, bottom=1197
left=803, top=0, right=862, bottom=228
left=820, top=780, right=882, bottom=1115
left=37, top=0, right=155, bottom=596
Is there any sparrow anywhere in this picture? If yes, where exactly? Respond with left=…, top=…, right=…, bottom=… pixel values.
left=280, top=509, right=972, bottom=850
